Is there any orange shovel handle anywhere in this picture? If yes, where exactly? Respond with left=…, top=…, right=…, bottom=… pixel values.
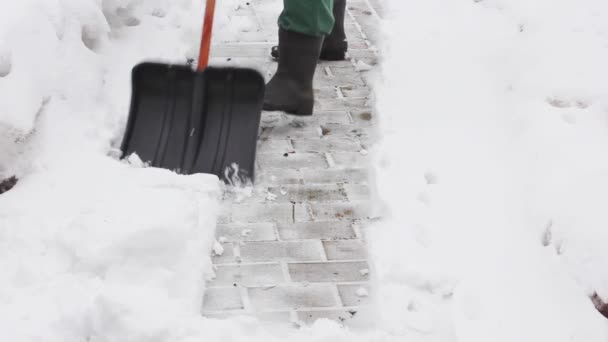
left=198, top=0, right=216, bottom=71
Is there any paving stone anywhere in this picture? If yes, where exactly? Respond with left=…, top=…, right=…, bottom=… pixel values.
left=315, top=86, right=340, bottom=99
left=202, top=287, right=244, bottom=311
left=297, top=309, right=360, bottom=325
left=323, top=240, right=368, bottom=260
left=268, top=184, right=346, bottom=203
left=277, top=221, right=357, bottom=241
left=240, top=241, right=325, bottom=262
left=320, top=124, right=369, bottom=139
left=287, top=111, right=352, bottom=125
left=350, top=109, right=375, bottom=124
left=343, top=184, right=371, bottom=201
left=329, top=152, right=370, bottom=168
left=209, top=263, right=285, bottom=287
left=211, top=44, right=271, bottom=57
left=265, top=123, right=323, bottom=139
left=344, top=97, right=372, bottom=109
left=255, top=169, right=302, bottom=185
left=300, top=168, right=369, bottom=184
left=257, top=153, right=328, bottom=170
left=288, top=261, right=370, bottom=282
left=257, top=138, right=292, bottom=154
left=338, top=284, right=372, bottom=306
left=212, top=243, right=237, bottom=264
left=292, top=138, right=361, bottom=153
left=341, top=86, right=371, bottom=98
left=205, top=311, right=292, bottom=323
left=216, top=222, right=277, bottom=242
left=294, top=203, right=313, bottom=221
left=248, top=285, right=338, bottom=310
left=230, top=203, right=294, bottom=223
left=347, top=49, right=378, bottom=59
left=316, top=98, right=348, bottom=111
left=207, top=56, right=267, bottom=71
left=308, top=202, right=372, bottom=221
left=314, top=111, right=353, bottom=125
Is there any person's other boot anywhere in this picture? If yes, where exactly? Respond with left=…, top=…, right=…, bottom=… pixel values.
left=320, top=0, right=347, bottom=60
left=271, top=0, right=347, bottom=61
left=263, top=28, right=323, bottom=115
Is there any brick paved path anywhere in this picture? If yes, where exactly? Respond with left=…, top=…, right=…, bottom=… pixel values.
left=202, top=0, right=382, bottom=326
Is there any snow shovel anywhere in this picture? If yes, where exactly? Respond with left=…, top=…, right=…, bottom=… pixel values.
left=120, top=0, right=264, bottom=183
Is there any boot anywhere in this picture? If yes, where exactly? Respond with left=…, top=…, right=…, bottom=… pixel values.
left=270, top=0, right=348, bottom=61
left=263, top=28, right=323, bottom=115
left=320, top=0, right=348, bottom=60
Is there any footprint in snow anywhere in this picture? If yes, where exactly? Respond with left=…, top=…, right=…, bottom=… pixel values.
left=0, top=51, right=11, bottom=77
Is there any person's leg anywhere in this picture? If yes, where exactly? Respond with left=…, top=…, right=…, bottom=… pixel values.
left=271, top=0, right=348, bottom=61
left=321, top=0, right=347, bottom=60
left=278, top=0, right=335, bottom=37
left=263, top=0, right=334, bottom=115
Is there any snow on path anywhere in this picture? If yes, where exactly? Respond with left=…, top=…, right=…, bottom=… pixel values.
left=372, top=0, right=608, bottom=340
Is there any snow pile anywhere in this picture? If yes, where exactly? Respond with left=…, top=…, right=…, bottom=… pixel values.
left=0, top=0, right=226, bottom=340
left=372, top=0, right=608, bottom=340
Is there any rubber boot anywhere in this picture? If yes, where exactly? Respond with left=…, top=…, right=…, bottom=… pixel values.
left=320, top=0, right=347, bottom=60
left=271, top=0, right=347, bottom=61
left=263, top=28, right=323, bottom=115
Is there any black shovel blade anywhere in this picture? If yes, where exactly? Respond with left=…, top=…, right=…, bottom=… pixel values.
left=120, top=62, right=265, bottom=183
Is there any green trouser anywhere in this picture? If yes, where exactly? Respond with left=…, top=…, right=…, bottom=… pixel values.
left=278, top=0, right=335, bottom=37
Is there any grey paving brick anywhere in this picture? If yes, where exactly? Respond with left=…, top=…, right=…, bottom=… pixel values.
left=294, top=203, right=313, bottom=221
left=307, top=202, right=372, bottom=221
left=288, top=261, right=370, bottom=282
left=265, top=124, right=323, bottom=139
left=207, top=56, right=267, bottom=71
left=230, top=203, right=294, bottom=223
left=277, top=221, right=357, bottom=241
left=286, top=111, right=352, bottom=125
left=202, top=287, right=243, bottom=311
left=260, top=111, right=285, bottom=127
left=338, top=284, right=372, bottom=306
left=320, top=124, right=369, bottom=139
left=292, top=138, right=361, bottom=153
left=211, top=44, right=271, bottom=57
left=255, top=169, right=302, bottom=185
left=300, top=168, right=369, bottom=184
left=257, top=152, right=327, bottom=169
left=316, top=98, right=347, bottom=111
left=218, top=204, right=232, bottom=224
left=212, top=243, right=237, bottom=264
left=204, top=311, right=292, bottom=323
left=329, top=152, right=370, bottom=168
left=315, top=86, right=340, bottom=99
left=297, top=309, right=361, bottom=326
left=216, top=222, right=277, bottom=242
left=343, top=184, right=371, bottom=201
left=268, top=184, right=346, bottom=203
left=344, top=97, right=372, bottom=109
left=350, top=109, right=375, bottom=124
left=257, top=138, right=292, bottom=154
left=209, top=263, right=285, bottom=287
left=347, top=49, right=378, bottom=59
left=240, top=241, right=324, bottom=262
left=248, top=285, right=338, bottom=310
left=323, top=240, right=368, bottom=260
left=314, top=111, right=353, bottom=125
left=341, top=86, right=371, bottom=98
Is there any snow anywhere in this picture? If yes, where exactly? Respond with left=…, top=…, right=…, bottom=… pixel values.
left=0, top=0, right=224, bottom=340
left=372, top=0, right=608, bottom=340
left=2, top=0, right=608, bottom=341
